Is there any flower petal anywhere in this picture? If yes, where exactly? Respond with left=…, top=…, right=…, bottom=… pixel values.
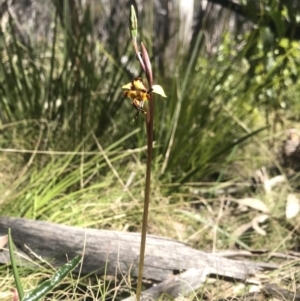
left=122, top=82, right=132, bottom=90
left=151, top=85, right=167, bottom=97
left=132, top=77, right=148, bottom=91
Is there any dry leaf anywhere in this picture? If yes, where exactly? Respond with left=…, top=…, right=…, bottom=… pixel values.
left=0, top=235, right=8, bottom=248
left=252, top=215, right=269, bottom=236
left=230, top=222, right=252, bottom=248
left=11, top=288, right=19, bottom=301
left=236, top=198, right=269, bottom=213
left=267, top=175, right=286, bottom=188
left=286, top=193, right=300, bottom=219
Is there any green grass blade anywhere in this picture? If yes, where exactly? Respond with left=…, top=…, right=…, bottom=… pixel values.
left=8, top=228, right=24, bottom=300
left=22, top=255, right=82, bottom=301
left=178, top=126, right=268, bottom=183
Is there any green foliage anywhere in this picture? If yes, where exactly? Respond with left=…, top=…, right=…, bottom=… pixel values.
left=0, top=3, right=133, bottom=149
left=152, top=32, right=268, bottom=183
left=234, top=1, right=300, bottom=128
left=22, top=255, right=81, bottom=301
left=8, top=229, right=24, bottom=300
left=8, top=227, right=81, bottom=301
left=0, top=0, right=299, bottom=208
left=0, top=129, right=142, bottom=224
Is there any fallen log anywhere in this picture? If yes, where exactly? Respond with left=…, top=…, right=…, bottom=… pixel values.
left=0, top=217, right=277, bottom=299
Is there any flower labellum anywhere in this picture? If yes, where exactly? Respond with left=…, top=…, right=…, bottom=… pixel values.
left=122, top=77, right=167, bottom=120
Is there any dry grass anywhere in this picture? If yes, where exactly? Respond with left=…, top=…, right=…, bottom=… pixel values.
left=1, top=131, right=300, bottom=300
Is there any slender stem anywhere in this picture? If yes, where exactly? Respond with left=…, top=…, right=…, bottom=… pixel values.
left=136, top=44, right=154, bottom=301
left=129, top=6, right=154, bottom=299
left=136, top=120, right=153, bottom=301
